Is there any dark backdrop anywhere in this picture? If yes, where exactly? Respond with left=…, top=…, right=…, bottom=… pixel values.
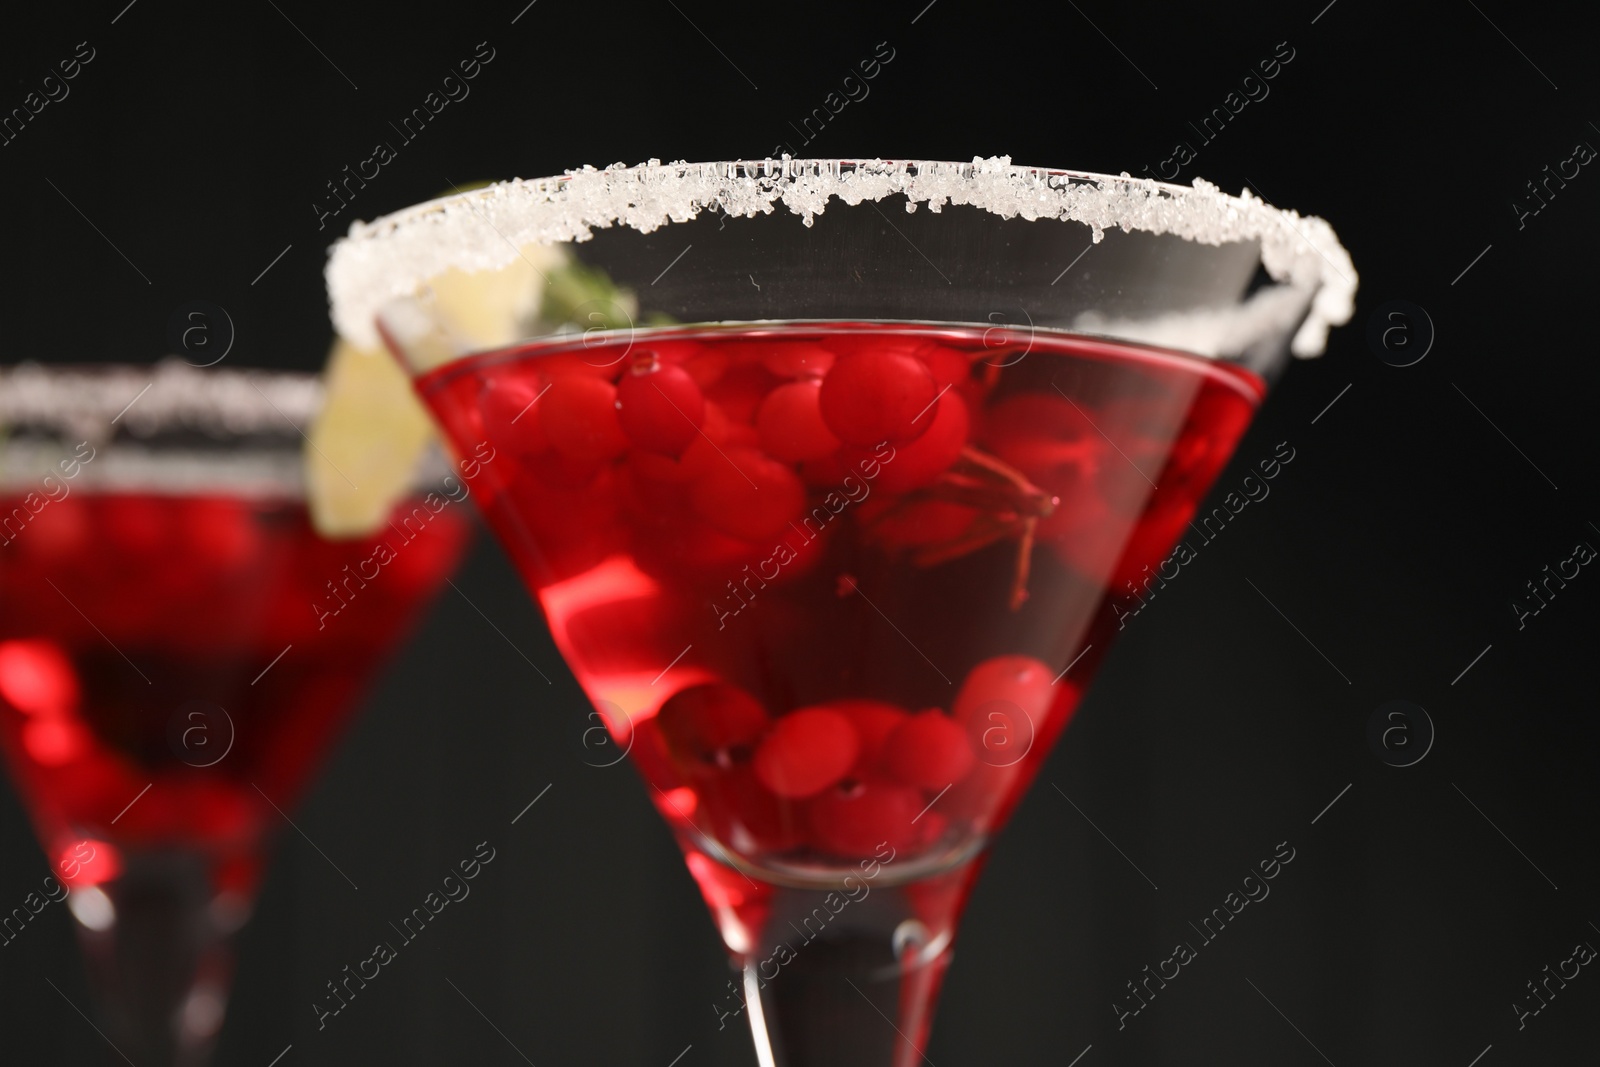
left=3, top=1, right=1598, bottom=1064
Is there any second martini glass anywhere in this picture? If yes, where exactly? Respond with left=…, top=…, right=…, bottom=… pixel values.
left=0, top=361, right=470, bottom=1065
left=330, top=158, right=1355, bottom=1065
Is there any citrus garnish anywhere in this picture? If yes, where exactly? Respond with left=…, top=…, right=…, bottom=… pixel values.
left=305, top=338, right=435, bottom=538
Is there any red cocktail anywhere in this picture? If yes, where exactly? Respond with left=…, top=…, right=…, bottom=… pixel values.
left=418, top=322, right=1258, bottom=1041
left=0, top=492, right=465, bottom=895
left=341, top=158, right=1354, bottom=1066
left=0, top=363, right=470, bottom=1067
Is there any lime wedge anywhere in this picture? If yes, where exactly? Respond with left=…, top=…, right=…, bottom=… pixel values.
left=306, top=338, right=435, bottom=538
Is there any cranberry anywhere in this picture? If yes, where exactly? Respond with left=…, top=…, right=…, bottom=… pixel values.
left=761, top=343, right=835, bottom=379
left=616, top=361, right=705, bottom=457
left=807, top=781, right=922, bottom=857
left=541, top=376, right=629, bottom=463
left=823, top=698, right=909, bottom=779
left=819, top=350, right=939, bottom=446
left=657, top=682, right=769, bottom=765
left=756, top=380, right=843, bottom=463
left=753, top=708, right=859, bottom=798
left=706, top=362, right=781, bottom=424
left=884, top=710, right=975, bottom=790
left=680, top=347, right=729, bottom=388
left=954, top=655, right=1055, bottom=714
left=481, top=375, right=551, bottom=456
left=953, top=655, right=1057, bottom=749
left=914, top=343, right=972, bottom=389
left=864, top=389, right=969, bottom=494
left=690, top=446, right=805, bottom=543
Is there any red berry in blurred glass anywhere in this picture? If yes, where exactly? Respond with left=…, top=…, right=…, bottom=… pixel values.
left=953, top=654, right=1057, bottom=727
left=690, top=446, right=805, bottom=542
left=753, top=708, right=859, bottom=798
left=807, top=781, right=922, bottom=857
left=541, top=376, right=629, bottom=463
left=657, top=682, right=769, bottom=765
left=481, top=375, right=550, bottom=456
left=885, top=710, right=974, bottom=790
left=823, top=698, right=909, bottom=779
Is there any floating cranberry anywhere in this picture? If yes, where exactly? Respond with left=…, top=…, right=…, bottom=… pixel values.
left=756, top=380, right=842, bottom=463
left=819, top=350, right=938, bottom=446
left=824, top=698, right=909, bottom=779
left=657, top=682, right=769, bottom=765
left=690, top=446, right=805, bottom=543
left=954, top=655, right=1055, bottom=719
left=914, top=343, right=971, bottom=389
left=753, top=708, right=859, bottom=798
left=952, top=655, right=1057, bottom=760
left=707, top=362, right=782, bottom=424
left=680, top=346, right=728, bottom=388
left=884, top=710, right=974, bottom=789
left=481, top=375, right=550, bottom=456
left=762, top=343, right=835, bottom=379
left=807, top=781, right=922, bottom=857
left=616, top=361, right=705, bottom=457
left=868, top=389, right=969, bottom=494
left=540, top=376, right=629, bottom=463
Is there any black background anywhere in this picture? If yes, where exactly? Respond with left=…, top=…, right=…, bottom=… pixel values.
left=3, top=1, right=1599, bottom=1064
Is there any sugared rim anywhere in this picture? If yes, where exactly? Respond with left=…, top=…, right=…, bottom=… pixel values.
left=326, top=156, right=1357, bottom=357
left=0, top=361, right=322, bottom=495
left=0, top=360, right=322, bottom=438
left=0, top=361, right=454, bottom=497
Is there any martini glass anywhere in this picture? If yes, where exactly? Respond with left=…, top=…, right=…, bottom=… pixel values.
left=332, top=158, right=1355, bottom=1065
left=0, top=361, right=471, bottom=1066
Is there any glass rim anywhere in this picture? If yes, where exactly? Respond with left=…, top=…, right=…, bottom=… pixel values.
left=0, top=359, right=321, bottom=436
left=0, top=360, right=445, bottom=498
left=327, top=156, right=1357, bottom=358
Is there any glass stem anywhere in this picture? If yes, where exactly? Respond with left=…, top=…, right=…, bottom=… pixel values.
left=71, top=851, right=241, bottom=1067
left=725, top=861, right=980, bottom=1067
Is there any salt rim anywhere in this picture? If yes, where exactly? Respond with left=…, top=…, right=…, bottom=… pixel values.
left=0, top=361, right=324, bottom=494
left=327, top=156, right=1357, bottom=357
left=0, top=360, right=322, bottom=440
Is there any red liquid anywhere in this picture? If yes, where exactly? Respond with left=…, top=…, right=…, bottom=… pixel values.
left=418, top=323, right=1260, bottom=895
left=0, top=493, right=468, bottom=895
